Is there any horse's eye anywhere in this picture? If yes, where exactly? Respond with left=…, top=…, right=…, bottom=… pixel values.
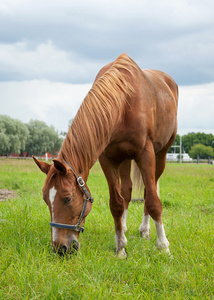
left=64, top=196, right=72, bottom=204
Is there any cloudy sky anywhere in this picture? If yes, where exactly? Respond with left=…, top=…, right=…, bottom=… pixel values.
left=0, top=0, right=214, bottom=135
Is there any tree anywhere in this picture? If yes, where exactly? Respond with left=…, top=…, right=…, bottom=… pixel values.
left=25, top=120, right=63, bottom=156
left=0, top=115, right=29, bottom=155
left=0, top=132, right=10, bottom=154
left=182, top=132, right=214, bottom=153
left=189, top=144, right=213, bottom=159
left=169, top=132, right=214, bottom=155
left=0, top=116, right=63, bottom=156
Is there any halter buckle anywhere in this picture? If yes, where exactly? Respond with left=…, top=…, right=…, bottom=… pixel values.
left=77, top=177, right=85, bottom=187
left=76, top=223, right=84, bottom=232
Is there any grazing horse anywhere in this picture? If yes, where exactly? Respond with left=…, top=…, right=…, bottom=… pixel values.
left=33, top=53, right=178, bottom=256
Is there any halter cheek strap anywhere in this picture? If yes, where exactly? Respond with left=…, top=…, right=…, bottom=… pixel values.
left=49, top=161, right=94, bottom=233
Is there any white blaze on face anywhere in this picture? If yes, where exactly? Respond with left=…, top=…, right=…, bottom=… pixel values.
left=49, top=187, right=57, bottom=242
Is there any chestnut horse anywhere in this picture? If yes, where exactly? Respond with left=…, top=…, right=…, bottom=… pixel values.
left=33, top=53, right=178, bottom=256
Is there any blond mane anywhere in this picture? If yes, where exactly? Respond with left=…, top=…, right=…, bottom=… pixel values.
left=58, top=54, right=139, bottom=172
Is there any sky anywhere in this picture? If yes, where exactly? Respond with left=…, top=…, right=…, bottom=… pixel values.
left=0, top=0, right=214, bottom=135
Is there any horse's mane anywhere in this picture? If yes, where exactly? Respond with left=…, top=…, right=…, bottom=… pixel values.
left=58, top=53, right=139, bottom=172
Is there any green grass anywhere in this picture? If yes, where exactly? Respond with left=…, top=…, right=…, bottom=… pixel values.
left=0, top=159, right=213, bottom=299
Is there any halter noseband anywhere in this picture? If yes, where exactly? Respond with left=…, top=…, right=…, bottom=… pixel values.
left=49, top=161, right=94, bottom=233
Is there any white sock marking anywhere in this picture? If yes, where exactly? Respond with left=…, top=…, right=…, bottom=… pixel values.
left=115, top=230, right=127, bottom=256
left=155, top=221, right=169, bottom=251
left=139, top=213, right=150, bottom=238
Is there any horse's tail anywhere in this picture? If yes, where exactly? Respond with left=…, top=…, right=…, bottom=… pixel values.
left=131, top=161, right=144, bottom=200
left=131, top=161, right=160, bottom=199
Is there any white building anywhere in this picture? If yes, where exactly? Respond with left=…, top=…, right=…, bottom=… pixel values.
left=166, top=153, right=192, bottom=162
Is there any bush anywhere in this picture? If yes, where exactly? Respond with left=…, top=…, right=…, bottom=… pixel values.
left=189, top=143, right=213, bottom=159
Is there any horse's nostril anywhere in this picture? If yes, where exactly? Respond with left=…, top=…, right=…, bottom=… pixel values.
left=61, top=245, right=67, bottom=253
left=54, top=240, right=80, bottom=256
left=72, top=240, right=79, bottom=252
left=57, top=245, right=68, bottom=256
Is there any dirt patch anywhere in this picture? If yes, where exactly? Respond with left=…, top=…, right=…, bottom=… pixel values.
left=0, top=189, right=16, bottom=201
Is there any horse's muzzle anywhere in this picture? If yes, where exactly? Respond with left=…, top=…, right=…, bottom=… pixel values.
left=54, top=240, right=80, bottom=256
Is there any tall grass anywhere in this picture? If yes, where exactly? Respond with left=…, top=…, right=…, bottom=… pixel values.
left=0, top=159, right=213, bottom=299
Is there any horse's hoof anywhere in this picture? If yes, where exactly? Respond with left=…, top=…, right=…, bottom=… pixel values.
left=140, top=231, right=150, bottom=240
left=157, top=244, right=172, bottom=256
left=160, top=247, right=173, bottom=259
left=117, top=248, right=127, bottom=259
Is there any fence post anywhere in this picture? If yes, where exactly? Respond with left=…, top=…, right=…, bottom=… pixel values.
left=180, top=135, right=182, bottom=163
left=197, top=154, right=200, bottom=164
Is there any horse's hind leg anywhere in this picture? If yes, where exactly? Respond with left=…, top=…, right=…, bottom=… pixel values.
left=139, top=189, right=150, bottom=239
left=119, top=160, right=132, bottom=233
left=99, top=153, right=127, bottom=257
left=154, top=148, right=171, bottom=251
left=136, top=139, right=169, bottom=252
left=139, top=181, right=160, bottom=239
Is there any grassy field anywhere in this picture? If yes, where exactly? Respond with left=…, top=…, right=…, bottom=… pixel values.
left=0, top=159, right=213, bottom=299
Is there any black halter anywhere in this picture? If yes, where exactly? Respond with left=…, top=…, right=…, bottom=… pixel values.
left=49, top=161, right=94, bottom=233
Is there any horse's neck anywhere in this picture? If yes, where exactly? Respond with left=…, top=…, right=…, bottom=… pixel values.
left=60, top=67, right=131, bottom=175
left=58, top=129, right=106, bottom=181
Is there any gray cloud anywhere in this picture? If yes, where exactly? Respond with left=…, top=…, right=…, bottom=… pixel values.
left=0, top=0, right=214, bottom=85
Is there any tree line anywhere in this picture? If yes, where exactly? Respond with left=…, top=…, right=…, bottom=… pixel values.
left=0, top=115, right=63, bottom=156
left=171, top=132, right=214, bottom=159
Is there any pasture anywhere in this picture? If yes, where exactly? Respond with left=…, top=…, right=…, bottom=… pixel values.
left=0, top=159, right=213, bottom=299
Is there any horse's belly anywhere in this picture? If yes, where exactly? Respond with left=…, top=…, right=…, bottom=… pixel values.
left=103, top=141, right=137, bottom=162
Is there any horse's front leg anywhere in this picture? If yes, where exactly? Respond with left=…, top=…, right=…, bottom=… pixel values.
left=119, top=160, right=132, bottom=233
left=99, top=154, right=127, bottom=257
left=110, top=192, right=127, bottom=257
left=139, top=198, right=151, bottom=239
left=139, top=181, right=160, bottom=239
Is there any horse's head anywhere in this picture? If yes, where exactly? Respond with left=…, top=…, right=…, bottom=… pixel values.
left=33, top=157, right=93, bottom=255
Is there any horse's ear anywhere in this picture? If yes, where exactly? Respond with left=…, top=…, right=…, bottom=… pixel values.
left=32, top=156, right=51, bottom=174
left=53, top=159, right=68, bottom=174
